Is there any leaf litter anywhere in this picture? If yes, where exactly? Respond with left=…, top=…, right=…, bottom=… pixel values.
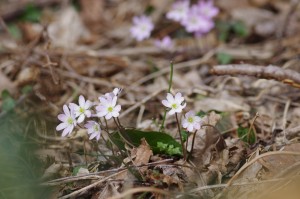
left=1, top=0, right=300, bottom=198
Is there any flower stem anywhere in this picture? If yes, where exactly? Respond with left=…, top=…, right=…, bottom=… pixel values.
left=160, top=61, right=174, bottom=131
left=175, top=113, right=186, bottom=160
left=189, top=130, right=198, bottom=159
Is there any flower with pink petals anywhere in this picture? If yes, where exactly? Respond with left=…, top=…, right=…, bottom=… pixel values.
left=196, top=0, right=219, bottom=19
left=182, top=110, right=202, bottom=132
left=56, top=105, right=77, bottom=137
left=162, top=92, right=186, bottom=115
left=130, top=15, right=154, bottom=41
left=181, top=5, right=214, bottom=33
left=69, top=95, right=92, bottom=123
left=154, top=36, right=174, bottom=51
left=96, top=96, right=121, bottom=120
left=85, top=121, right=101, bottom=141
left=166, top=0, right=190, bottom=22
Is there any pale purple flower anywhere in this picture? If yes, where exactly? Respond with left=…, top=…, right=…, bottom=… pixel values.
left=154, top=36, right=174, bottom=50
left=69, top=95, right=92, bottom=123
left=182, top=110, right=202, bottom=132
left=130, top=15, right=154, bottom=41
left=96, top=96, right=121, bottom=120
left=84, top=121, right=101, bottom=141
left=181, top=5, right=214, bottom=33
left=166, top=0, right=190, bottom=22
left=56, top=105, right=77, bottom=137
left=162, top=92, right=186, bottom=115
left=104, top=88, right=122, bottom=99
left=195, top=0, right=219, bottom=19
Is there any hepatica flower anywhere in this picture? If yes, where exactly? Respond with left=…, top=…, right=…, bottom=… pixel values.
left=196, top=0, right=219, bottom=19
left=154, top=36, right=174, bottom=51
left=105, top=87, right=122, bottom=99
left=85, top=121, right=101, bottom=141
left=56, top=105, right=77, bottom=137
left=96, top=96, right=121, bottom=119
left=166, top=0, right=190, bottom=22
left=182, top=5, right=214, bottom=33
left=162, top=92, right=186, bottom=115
left=182, top=110, right=202, bottom=132
left=69, top=95, right=92, bottom=123
left=130, top=15, right=154, bottom=41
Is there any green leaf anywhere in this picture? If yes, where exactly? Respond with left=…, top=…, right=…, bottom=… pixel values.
left=111, top=129, right=182, bottom=156
left=232, top=21, right=248, bottom=37
left=21, top=4, right=41, bottom=22
left=8, top=24, right=22, bottom=39
left=21, top=85, right=33, bottom=94
left=1, top=90, right=16, bottom=111
left=217, top=53, right=232, bottom=64
left=237, top=126, right=256, bottom=145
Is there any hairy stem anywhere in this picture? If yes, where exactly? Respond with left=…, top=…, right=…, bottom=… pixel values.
left=160, top=61, right=174, bottom=131
left=175, top=113, right=186, bottom=160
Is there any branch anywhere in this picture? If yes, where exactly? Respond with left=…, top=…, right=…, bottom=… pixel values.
left=211, top=64, right=300, bottom=88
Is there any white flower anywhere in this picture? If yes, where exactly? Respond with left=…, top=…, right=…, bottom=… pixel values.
left=130, top=15, right=154, bottom=41
left=84, top=121, right=101, bottom=141
left=182, top=110, right=202, bottom=132
left=96, top=96, right=121, bottom=119
left=162, top=92, right=186, bottom=115
left=69, top=95, right=92, bottom=123
left=104, top=88, right=122, bottom=99
left=166, top=0, right=190, bottom=22
left=56, top=105, right=77, bottom=137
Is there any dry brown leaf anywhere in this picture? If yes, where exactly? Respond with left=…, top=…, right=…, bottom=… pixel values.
left=133, top=138, right=153, bottom=172
left=0, top=71, right=16, bottom=94
left=47, top=7, right=90, bottom=48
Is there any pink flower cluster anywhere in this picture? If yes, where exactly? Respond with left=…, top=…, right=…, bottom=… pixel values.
left=167, top=0, right=219, bottom=36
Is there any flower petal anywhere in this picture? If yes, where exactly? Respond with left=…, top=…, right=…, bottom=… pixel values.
left=114, top=104, right=121, bottom=112
left=63, top=105, right=70, bottom=116
left=89, top=132, right=98, bottom=140
left=79, top=95, right=85, bottom=107
left=77, top=114, right=85, bottom=123
left=105, top=113, right=112, bottom=120
left=168, top=109, right=175, bottom=115
left=111, top=111, right=119, bottom=117
left=162, top=100, right=171, bottom=108
left=166, top=93, right=174, bottom=103
left=56, top=122, right=67, bottom=131
left=58, top=114, right=67, bottom=122
left=175, top=92, right=182, bottom=102
left=85, top=110, right=92, bottom=117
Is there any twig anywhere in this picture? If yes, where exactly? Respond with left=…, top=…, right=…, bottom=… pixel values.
left=107, top=187, right=171, bottom=199
left=227, top=151, right=300, bottom=186
left=186, top=175, right=300, bottom=195
left=282, top=99, right=291, bottom=142
left=59, top=170, right=126, bottom=199
left=129, top=49, right=215, bottom=91
left=211, top=64, right=300, bottom=88
left=42, top=159, right=174, bottom=186
left=119, top=88, right=164, bottom=119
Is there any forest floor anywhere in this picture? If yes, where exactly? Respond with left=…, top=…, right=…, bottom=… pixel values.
left=1, top=0, right=300, bottom=199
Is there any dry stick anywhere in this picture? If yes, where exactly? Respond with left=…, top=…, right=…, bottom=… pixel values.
left=227, top=151, right=300, bottom=186
left=246, top=113, right=259, bottom=143
left=175, top=113, right=187, bottom=160
left=129, top=49, right=216, bottom=91
left=211, top=64, right=300, bottom=88
left=119, top=88, right=164, bottom=119
left=107, top=187, right=171, bottom=199
left=59, top=170, right=126, bottom=199
left=43, top=159, right=173, bottom=186
left=282, top=99, right=291, bottom=142
left=187, top=175, right=300, bottom=195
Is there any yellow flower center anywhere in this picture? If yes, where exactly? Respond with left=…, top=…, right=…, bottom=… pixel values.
left=171, top=103, right=178, bottom=109
left=67, top=117, right=74, bottom=125
left=107, top=107, right=113, bottom=112
left=188, top=117, right=194, bottom=123
left=79, top=107, right=85, bottom=113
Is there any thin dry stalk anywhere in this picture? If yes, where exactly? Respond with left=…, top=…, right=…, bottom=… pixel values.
left=211, top=64, right=300, bottom=88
